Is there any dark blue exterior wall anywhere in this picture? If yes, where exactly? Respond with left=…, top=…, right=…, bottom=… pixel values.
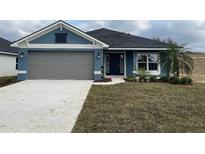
left=160, top=52, right=168, bottom=76
left=17, top=48, right=28, bottom=80
left=17, top=47, right=168, bottom=81
left=94, top=49, right=104, bottom=80
left=126, top=51, right=133, bottom=76
left=133, top=52, right=137, bottom=76
left=30, top=28, right=92, bottom=44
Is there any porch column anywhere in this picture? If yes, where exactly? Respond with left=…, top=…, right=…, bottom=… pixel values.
left=94, top=49, right=104, bottom=80
left=17, top=48, right=28, bottom=81
left=133, top=51, right=137, bottom=76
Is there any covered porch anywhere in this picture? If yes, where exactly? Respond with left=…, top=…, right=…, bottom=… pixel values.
left=103, top=50, right=167, bottom=78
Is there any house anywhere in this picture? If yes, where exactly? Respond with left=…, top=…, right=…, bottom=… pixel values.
left=0, top=37, right=18, bottom=77
left=11, top=20, right=169, bottom=81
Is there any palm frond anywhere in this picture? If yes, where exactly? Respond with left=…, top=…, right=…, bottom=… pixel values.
left=161, top=39, right=193, bottom=77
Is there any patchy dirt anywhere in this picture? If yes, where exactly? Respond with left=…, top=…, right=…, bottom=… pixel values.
left=190, top=53, right=205, bottom=83
left=73, top=82, right=205, bottom=133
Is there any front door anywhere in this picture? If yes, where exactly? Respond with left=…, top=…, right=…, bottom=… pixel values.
left=106, top=53, right=124, bottom=75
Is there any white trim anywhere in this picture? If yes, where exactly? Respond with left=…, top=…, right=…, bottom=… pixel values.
left=105, top=75, right=126, bottom=78
left=11, top=21, right=109, bottom=48
left=136, top=52, right=161, bottom=76
left=17, top=43, right=103, bottom=49
left=104, top=51, right=126, bottom=77
left=94, top=71, right=101, bottom=75
left=109, top=48, right=168, bottom=50
left=60, top=24, right=63, bottom=30
left=18, top=70, right=27, bottom=74
left=0, top=51, right=17, bottom=56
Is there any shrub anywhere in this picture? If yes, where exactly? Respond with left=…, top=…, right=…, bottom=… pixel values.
left=180, top=77, right=192, bottom=84
left=138, top=68, right=149, bottom=82
left=160, top=76, right=170, bottom=82
left=187, top=77, right=192, bottom=84
left=150, top=76, right=158, bottom=82
left=170, top=76, right=180, bottom=84
left=145, top=76, right=150, bottom=82
left=125, top=76, right=136, bottom=82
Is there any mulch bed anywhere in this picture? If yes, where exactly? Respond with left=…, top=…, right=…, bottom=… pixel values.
left=0, top=76, right=18, bottom=88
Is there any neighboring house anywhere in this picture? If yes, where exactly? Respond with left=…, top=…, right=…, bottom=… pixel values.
left=11, top=20, right=169, bottom=81
left=0, top=37, right=18, bottom=77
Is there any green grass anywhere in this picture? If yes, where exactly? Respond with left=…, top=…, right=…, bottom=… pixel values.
left=72, top=82, right=205, bottom=133
left=0, top=76, right=17, bottom=88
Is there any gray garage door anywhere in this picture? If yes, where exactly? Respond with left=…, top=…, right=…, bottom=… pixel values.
left=28, top=51, right=94, bottom=80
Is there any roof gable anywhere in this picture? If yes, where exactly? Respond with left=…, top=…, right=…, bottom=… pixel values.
left=30, top=27, right=93, bottom=44
left=87, top=28, right=169, bottom=49
left=11, top=20, right=108, bottom=48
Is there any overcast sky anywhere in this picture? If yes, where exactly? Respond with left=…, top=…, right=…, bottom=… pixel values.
left=0, top=20, right=205, bottom=52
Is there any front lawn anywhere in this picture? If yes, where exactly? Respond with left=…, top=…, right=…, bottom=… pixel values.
left=0, top=76, right=17, bottom=88
left=72, top=82, right=205, bottom=133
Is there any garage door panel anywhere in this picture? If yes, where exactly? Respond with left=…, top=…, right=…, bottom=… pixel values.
left=28, top=51, right=94, bottom=80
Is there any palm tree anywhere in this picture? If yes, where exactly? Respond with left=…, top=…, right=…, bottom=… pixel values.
left=162, top=39, right=194, bottom=77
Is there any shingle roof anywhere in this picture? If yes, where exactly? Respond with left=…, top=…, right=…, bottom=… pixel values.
left=87, top=28, right=168, bottom=48
left=0, top=37, right=18, bottom=54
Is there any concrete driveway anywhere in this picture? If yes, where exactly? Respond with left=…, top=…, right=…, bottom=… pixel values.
left=0, top=80, right=93, bottom=133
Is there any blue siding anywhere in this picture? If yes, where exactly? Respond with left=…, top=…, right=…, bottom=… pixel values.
left=126, top=52, right=133, bottom=76
left=94, top=49, right=104, bottom=80
left=160, top=52, right=168, bottom=76
left=30, top=28, right=92, bottom=44
left=17, top=48, right=28, bottom=80
left=133, top=52, right=137, bottom=76
left=16, top=48, right=167, bottom=81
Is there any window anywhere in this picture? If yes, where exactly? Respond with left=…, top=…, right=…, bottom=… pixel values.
left=16, top=57, right=18, bottom=70
left=137, top=53, right=159, bottom=72
left=55, top=33, right=67, bottom=43
left=138, top=54, right=147, bottom=70
left=148, top=54, right=159, bottom=71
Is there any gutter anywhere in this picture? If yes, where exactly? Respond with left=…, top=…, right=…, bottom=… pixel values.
left=0, top=51, right=18, bottom=56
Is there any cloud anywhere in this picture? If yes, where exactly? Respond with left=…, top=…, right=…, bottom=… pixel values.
left=71, top=20, right=151, bottom=34
left=0, top=20, right=205, bottom=51
left=0, top=20, right=53, bottom=41
left=139, top=20, right=205, bottom=51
